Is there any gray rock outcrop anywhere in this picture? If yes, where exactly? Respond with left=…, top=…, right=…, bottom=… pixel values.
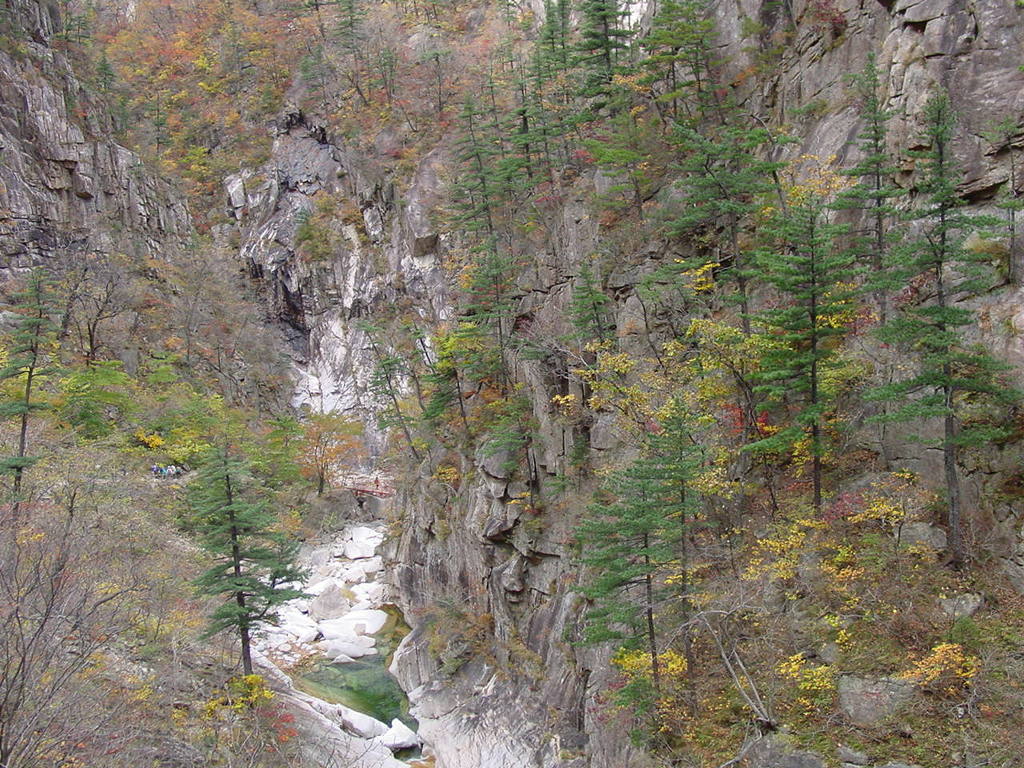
left=838, top=745, right=870, bottom=765
left=939, top=592, right=983, bottom=620
left=744, top=735, right=826, bottom=768
left=838, top=676, right=915, bottom=726
left=899, top=522, right=948, bottom=551
left=0, top=0, right=191, bottom=265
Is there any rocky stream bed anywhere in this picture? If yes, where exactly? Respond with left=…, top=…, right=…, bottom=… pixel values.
left=252, top=522, right=428, bottom=768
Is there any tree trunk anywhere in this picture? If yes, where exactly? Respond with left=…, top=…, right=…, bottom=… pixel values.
left=944, top=381, right=964, bottom=567
left=810, top=330, right=821, bottom=516
left=238, top=595, right=253, bottom=675
left=677, top=484, right=698, bottom=715
left=225, top=464, right=254, bottom=674
left=642, top=534, right=661, bottom=693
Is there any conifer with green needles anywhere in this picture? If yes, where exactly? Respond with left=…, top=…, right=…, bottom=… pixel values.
left=751, top=163, right=857, bottom=516
left=640, top=0, right=717, bottom=121
left=568, top=263, right=614, bottom=345
left=0, top=270, right=60, bottom=508
left=191, top=446, right=305, bottom=675
left=668, top=110, right=785, bottom=334
left=576, top=0, right=631, bottom=106
left=577, top=401, right=703, bottom=703
left=870, top=89, right=1021, bottom=565
left=836, top=53, right=903, bottom=324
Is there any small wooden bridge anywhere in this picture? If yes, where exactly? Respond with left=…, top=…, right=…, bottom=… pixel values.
left=342, top=485, right=394, bottom=498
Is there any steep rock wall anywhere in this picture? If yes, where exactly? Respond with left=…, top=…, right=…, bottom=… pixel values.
left=225, top=108, right=449, bottom=433
left=0, top=0, right=191, bottom=265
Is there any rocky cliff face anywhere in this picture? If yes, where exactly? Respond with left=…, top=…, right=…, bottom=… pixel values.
left=224, top=108, right=449, bottom=437
left=227, top=1, right=1024, bottom=766
left=0, top=0, right=191, bottom=265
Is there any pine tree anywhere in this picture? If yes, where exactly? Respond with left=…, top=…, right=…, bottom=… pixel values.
left=539, top=0, right=572, bottom=75
left=836, top=53, right=903, bottom=324
left=577, top=399, right=703, bottom=703
left=461, top=243, right=520, bottom=392
left=640, top=0, right=716, bottom=122
left=334, top=0, right=370, bottom=106
left=578, top=457, right=672, bottom=695
left=95, top=51, right=115, bottom=94
left=752, top=164, right=857, bottom=515
left=586, top=101, right=664, bottom=221
left=421, top=326, right=471, bottom=435
left=835, top=55, right=904, bottom=468
left=191, top=446, right=305, bottom=675
left=449, top=81, right=525, bottom=393
left=451, top=93, right=502, bottom=239
left=507, top=60, right=540, bottom=184
left=871, top=89, right=1020, bottom=565
left=641, top=401, right=703, bottom=713
left=533, top=0, right=579, bottom=161
left=0, top=271, right=60, bottom=509
left=568, top=263, right=614, bottom=345
left=300, top=42, right=334, bottom=110
left=668, top=110, right=785, bottom=334
left=576, top=0, right=631, bottom=105
left=362, top=323, right=422, bottom=461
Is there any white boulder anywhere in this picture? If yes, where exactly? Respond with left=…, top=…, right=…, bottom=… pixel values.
left=344, top=526, right=384, bottom=559
left=351, top=582, right=387, bottom=608
left=337, top=704, right=389, bottom=738
left=319, top=610, right=389, bottom=639
left=285, top=624, right=320, bottom=644
left=377, top=719, right=420, bottom=750
left=322, top=639, right=375, bottom=660
left=344, top=609, right=390, bottom=635
left=305, top=578, right=333, bottom=596
left=335, top=560, right=370, bottom=583
left=310, top=582, right=354, bottom=621
left=361, top=556, right=384, bottom=575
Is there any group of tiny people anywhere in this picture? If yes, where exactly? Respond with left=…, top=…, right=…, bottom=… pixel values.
left=150, top=463, right=188, bottom=478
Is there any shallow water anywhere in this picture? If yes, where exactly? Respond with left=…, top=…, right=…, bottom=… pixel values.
left=291, top=604, right=418, bottom=731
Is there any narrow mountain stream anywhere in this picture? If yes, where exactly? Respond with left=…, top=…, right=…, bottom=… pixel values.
left=253, top=521, right=424, bottom=766
left=291, top=605, right=418, bottom=743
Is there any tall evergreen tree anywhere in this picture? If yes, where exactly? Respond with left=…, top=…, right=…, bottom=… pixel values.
left=836, top=53, right=902, bottom=324
left=640, top=0, right=716, bottom=122
left=532, top=0, right=579, bottom=160
left=587, top=102, right=664, bottom=221
left=362, top=323, right=422, bottom=461
left=461, top=244, right=520, bottom=392
left=668, top=108, right=785, bottom=333
left=568, top=263, right=614, bottom=345
left=642, top=401, right=703, bottom=713
left=191, top=446, right=305, bottom=675
left=752, top=165, right=856, bottom=515
left=835, top=55, right=905, bottom=468
left=578, top=456, right=672, bottom=695
left=0, top=271, right=60, bottom=510
left=334, top=0, right=370, bottom=106
left=577, top=399, right=702, bottom=703
left=871, top=90, right=1020, bottom=565
left=452, top=93, right=503, bottom=239
left=576, top=0, right=631, bottom=104
left=421, top=326, right=471, bottom=435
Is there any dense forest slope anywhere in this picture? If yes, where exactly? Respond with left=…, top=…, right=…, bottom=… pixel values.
left=3, top=0, right=1024, bottom=766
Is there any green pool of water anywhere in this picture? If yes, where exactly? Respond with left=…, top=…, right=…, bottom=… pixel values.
left=291, top=605, right=418, bottom=732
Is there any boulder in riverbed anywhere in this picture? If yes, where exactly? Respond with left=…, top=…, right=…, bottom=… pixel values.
left=310, top=582, right=354, bottom=621
left=378, top=718, right=420, bottom=750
